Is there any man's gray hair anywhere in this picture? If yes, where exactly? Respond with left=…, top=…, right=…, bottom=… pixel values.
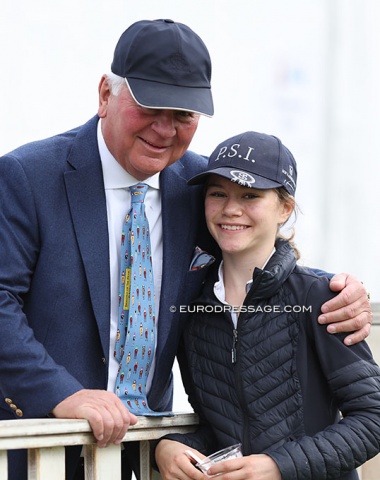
left=105, top=72, right=126, bottom=96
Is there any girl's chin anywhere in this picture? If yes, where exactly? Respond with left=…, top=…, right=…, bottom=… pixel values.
left=219, top=245, right=247, bottom=255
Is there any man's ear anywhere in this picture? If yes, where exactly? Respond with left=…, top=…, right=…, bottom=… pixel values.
left=98, top=75, right=111, bottom=118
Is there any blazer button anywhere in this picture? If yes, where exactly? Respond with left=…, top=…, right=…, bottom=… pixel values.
left=10, top=404, right=17, bottom=410
left=15, top=409, right=23, bottom=417
left=101, top=357, right=106, bottom=365
left=4, top=398, right=12, bottom=404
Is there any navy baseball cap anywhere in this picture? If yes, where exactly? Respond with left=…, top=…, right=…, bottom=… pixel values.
left=111, top=19, right=214, bottom=117
left=188, top=131, right=297, bottom=195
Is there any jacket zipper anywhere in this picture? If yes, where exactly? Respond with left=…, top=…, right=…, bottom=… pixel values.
left=232, top=328, right=238, bottom=364
left=232, top=314, right=252, bottom=455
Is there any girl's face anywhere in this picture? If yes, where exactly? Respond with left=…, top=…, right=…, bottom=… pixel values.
left=205, top=175, right=293, bottom=259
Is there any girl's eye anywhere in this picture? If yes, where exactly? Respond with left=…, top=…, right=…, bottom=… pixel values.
left=208, top=191, right=225, bottom=197
left=244, top=194, right=259, bottom=199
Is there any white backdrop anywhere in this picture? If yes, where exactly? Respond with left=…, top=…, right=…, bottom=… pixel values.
left=1, top=0, right=379, bottom=412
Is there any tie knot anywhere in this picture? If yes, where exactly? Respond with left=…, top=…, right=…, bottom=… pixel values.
left=130, top=183, right=148, bottom=203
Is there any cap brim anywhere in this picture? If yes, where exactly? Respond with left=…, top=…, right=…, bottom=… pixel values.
left=126, top=78, right=214, bottom=117
left=188, top=167, right=283, bottom=189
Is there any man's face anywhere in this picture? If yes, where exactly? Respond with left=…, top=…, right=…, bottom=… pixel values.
left=98, top=76, right=200, bottom=180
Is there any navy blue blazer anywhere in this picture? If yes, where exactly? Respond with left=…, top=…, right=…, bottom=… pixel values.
left=0, top=115, right=213, bottom=420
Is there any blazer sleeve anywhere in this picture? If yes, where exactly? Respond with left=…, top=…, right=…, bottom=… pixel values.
left=0, top=154, right=84, bottom=418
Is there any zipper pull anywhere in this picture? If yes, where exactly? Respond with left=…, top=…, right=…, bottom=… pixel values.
left=232, top=329, right=238, bottom=364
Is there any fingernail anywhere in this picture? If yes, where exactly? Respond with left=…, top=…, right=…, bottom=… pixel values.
left=327, top=325, right=336, bottom=333
left=318, top=316, right=326, bottom=324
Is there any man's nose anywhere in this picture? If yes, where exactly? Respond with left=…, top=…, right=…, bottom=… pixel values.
left=151, top=111, right=176, bottom=137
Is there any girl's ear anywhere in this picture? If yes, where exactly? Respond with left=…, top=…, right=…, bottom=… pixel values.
left=279, top=197, right=295, bottom=224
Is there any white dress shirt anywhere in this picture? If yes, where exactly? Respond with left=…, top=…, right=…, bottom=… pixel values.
left=97, top=122, right=163, bottom=393
left=214, top=249, right=276, bottom=328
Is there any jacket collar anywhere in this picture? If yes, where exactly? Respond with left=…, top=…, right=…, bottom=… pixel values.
left=199, top=238, right=297, bottom=304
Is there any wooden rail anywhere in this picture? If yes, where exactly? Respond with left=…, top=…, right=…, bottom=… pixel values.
left=0, top=413, right=198, bottom=479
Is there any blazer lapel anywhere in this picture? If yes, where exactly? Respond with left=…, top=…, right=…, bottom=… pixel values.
left=63, top=118, right=111, bottom=356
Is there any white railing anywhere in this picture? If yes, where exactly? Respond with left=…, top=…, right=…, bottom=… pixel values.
left=0, top=413, right=198, bottom=480
left=1, top=304, right=379, bottom=480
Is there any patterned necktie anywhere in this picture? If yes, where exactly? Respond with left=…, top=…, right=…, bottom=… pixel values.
left=114, top=183, right=172, bottom=416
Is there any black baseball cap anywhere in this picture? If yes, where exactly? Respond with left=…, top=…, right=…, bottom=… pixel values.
left=111, top=19, right=214, bottom=117
left=188, top=131, right=297, bottom=195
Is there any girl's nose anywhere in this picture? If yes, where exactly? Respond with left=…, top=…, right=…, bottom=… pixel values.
left=222, top=197, right=242, bottom=216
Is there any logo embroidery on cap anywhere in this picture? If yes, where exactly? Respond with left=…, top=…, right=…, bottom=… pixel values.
left=168, top=53, right=191, bottom=72
left=230, top=170, right=256, bottom=187
left=281, top=165, right=296, bottom=192
left=215, top=143, right=255, bottom=162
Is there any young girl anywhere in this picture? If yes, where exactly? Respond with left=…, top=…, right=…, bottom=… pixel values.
left=154, top=131, right=380, bottom=480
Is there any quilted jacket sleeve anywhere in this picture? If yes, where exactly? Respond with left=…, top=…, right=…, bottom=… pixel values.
left=266, top=276, right=380, bottom=479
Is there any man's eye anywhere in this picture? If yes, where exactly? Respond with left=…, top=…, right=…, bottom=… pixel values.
left=176, top=111, right=199, bottom=121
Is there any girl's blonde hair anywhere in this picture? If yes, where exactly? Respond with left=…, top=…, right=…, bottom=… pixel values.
left=275, top=187, right=301, bottom=261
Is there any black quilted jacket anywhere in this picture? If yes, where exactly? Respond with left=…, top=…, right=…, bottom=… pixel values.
left=164, top=239, right=380, bottom=479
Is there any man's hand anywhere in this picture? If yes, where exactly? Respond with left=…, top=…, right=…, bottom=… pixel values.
left=318, top=273, right=372, bottom=345
left=51, top=389, right=138, bottom=448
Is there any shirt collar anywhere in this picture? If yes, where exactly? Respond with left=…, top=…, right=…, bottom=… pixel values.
left=97, top=120, right=160, bottom=190
left=214, top=247, right=276, bottom=302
